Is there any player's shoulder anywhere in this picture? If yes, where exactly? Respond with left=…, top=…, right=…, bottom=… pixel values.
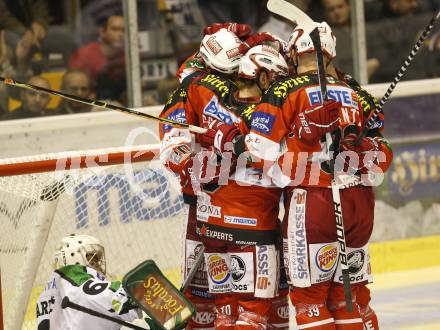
left=161, top=71, right=205, bottom=113
left=263, top=74, right=317, bottom=106
left=161, top=87, right=188, bottom=114
left=195, top=72, right=237, bottom=96
left=237, top=103, right=258, bottom=128
left=341, top=72, right=360, bottom=88
left=337, top=73, right=380, bottom=115
left=55, top=264, right=94, bottom=287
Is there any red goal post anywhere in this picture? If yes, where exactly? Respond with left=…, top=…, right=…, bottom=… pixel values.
left=0, top=145, right=186, bottom=330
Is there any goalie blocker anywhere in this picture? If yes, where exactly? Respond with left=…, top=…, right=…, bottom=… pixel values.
left=123, top=260, right=195, bottom=330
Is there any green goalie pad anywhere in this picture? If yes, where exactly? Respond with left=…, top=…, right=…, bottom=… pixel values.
left=122, top=260, right=195, bottom=330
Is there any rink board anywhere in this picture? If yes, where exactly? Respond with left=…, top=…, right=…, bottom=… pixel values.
left=370, top=235, right=440, bottom=274
left=23, top=235, right=440, bottom=327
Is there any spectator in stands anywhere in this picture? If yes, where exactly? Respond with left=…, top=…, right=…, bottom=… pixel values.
left=57, top=69, right=95, bottom=114
left=428, top=30, right=440, bottom=77
left=0, top=0, right=48, bottom=53
left=430, top=31, right=440, bottom=52
left=73, top=0, right=122, bottom=46
left=365, top=0, right=432, bottom=21
left=321, top=0, right=380, bottom=79
left=95, top=52, right=126, bottom=105
left=322, top=0, right=351, bottom=26
left=1, top=75, right=51, bottom=120
left=384, top=0, right=419, bottom=17
left=197, top=0, right=264, bottom=31
left=0, top=0, right=75, bottom=66
left=367, top=0, right=436, bottom=82
left=68, top=13, right=124, bottom=83
left=0, top=30, right=17, bottom=115
left=431, top=0, right=440, bottom=10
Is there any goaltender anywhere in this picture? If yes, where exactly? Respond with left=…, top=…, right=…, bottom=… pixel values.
left=36, top=234, right=141, bottom=329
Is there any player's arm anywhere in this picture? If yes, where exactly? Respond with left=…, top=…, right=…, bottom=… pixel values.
left=176, top=53, right=206, bottom=83
left=159, top=71, right=207, bottom=176
left=341, top=81, right=393, bottom=174
left=56, top=265, right=140, bottom=322
left=197, top=95, right=339, bottom=163
left=159, top=87, right=200, bottom=195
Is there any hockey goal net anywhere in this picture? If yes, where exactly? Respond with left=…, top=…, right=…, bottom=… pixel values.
left=0, top=145, right=186, bottom=330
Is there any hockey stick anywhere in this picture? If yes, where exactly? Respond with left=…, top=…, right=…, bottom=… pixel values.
left=180, top=245, right=205, bottom=293
left=0, top=76, right=206, bottom=134
left=61, top=296, right=147, bottom=330
left=360, top=9, right=440, bottom=137
left=267, top=0, right=353, bottom=311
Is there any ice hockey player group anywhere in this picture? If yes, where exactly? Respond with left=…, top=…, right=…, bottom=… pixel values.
left=36, top=20, right=392, bottom=330
left=159, top=19, right=392, bottom=330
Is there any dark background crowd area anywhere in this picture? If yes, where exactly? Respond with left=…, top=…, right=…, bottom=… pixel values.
left=0, top=0, right=439, bottom=121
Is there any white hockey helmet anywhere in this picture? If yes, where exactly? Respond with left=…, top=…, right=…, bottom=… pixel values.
left=239, top=45, right=288, bottom=81
left=54, top=234, right=106, bottom=275
left=199, top=28, right=243, bottom=74
left=287, top=21, right=336, bottom=60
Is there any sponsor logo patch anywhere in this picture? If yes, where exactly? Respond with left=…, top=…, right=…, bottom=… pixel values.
left=348, top=249, right=365, bottom=275
left=206, top=36, right=223, bottom=55
left=256, top=245, right=270, bottom=289
left=193, top=310, right=215, bottom=325
left=277, top=305, right=289, bottom=319
left=186, top=242, right=208, bottom=288
left=306, top=86, right=358, bottom=109
left=273, top=76, right=311, bottom=98
left=207, top=255, right=230, bottom=284
left=198, top=225, right=234, bottom=242
left=197, top=203, right=221, bottom=222
left=224, top=215, right=257, bottom=226
left=334, top=246, right=368, bottom=284
left=288, top=189, right=310, bottom=287
left=203, top=96, right=237, bottom=125
left=230, top=252, right=253, bottom=292
left=316, top=244, right=338, bottom=272
left=163, top=108, right=186, bottom=133
left=230, top=255, right=246, bottom=282
left=169, top=144, right=190, bottom=165
left=226, top=47, right=241, bottom=59
left=251, top=111, right=275, bottom=135
left=200, top=74, right=231, bottom=98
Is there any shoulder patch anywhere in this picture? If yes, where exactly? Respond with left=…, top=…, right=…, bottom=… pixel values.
left=203, top=95, right=240, bottom=125
left=162, top=107, right=187, bottom=133
left=162, top=87, right=187, bottom=113
left=56, top=265, right=92, bottom=287
left=306, top=84, right=359, bottom=109
left=264, top=75, right=314, bottom=107
left=239, top=104, right=257, bottom=127
left=251, top=111, right=276, bottom=135
left=198, top=73, right=235, bottom=98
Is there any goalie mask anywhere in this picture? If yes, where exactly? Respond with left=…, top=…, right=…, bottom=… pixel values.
left=239, top=44, right=289, bottom=82
left=54, top=234, right=106, bottom=275
left=199, top=28, right=243, bottom=74
left=287, top=21, right=336, bottom=60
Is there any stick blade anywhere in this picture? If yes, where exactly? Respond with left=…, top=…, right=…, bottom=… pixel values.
left=123, top=260, right=195, bottom=330
left=266, top=0, right=316, bottom=34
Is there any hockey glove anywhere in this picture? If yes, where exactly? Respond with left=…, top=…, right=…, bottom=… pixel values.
left=292, top=100, right=341, bottom=145
left=239, top=32, right=276, bottom=54
left=179, top=147, right=225, bottom=189
left=197, top=120, right=241, bottom=154
left=203, top=22, right=252, bottom=39
left=340, top=133, right=380, bottom=171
